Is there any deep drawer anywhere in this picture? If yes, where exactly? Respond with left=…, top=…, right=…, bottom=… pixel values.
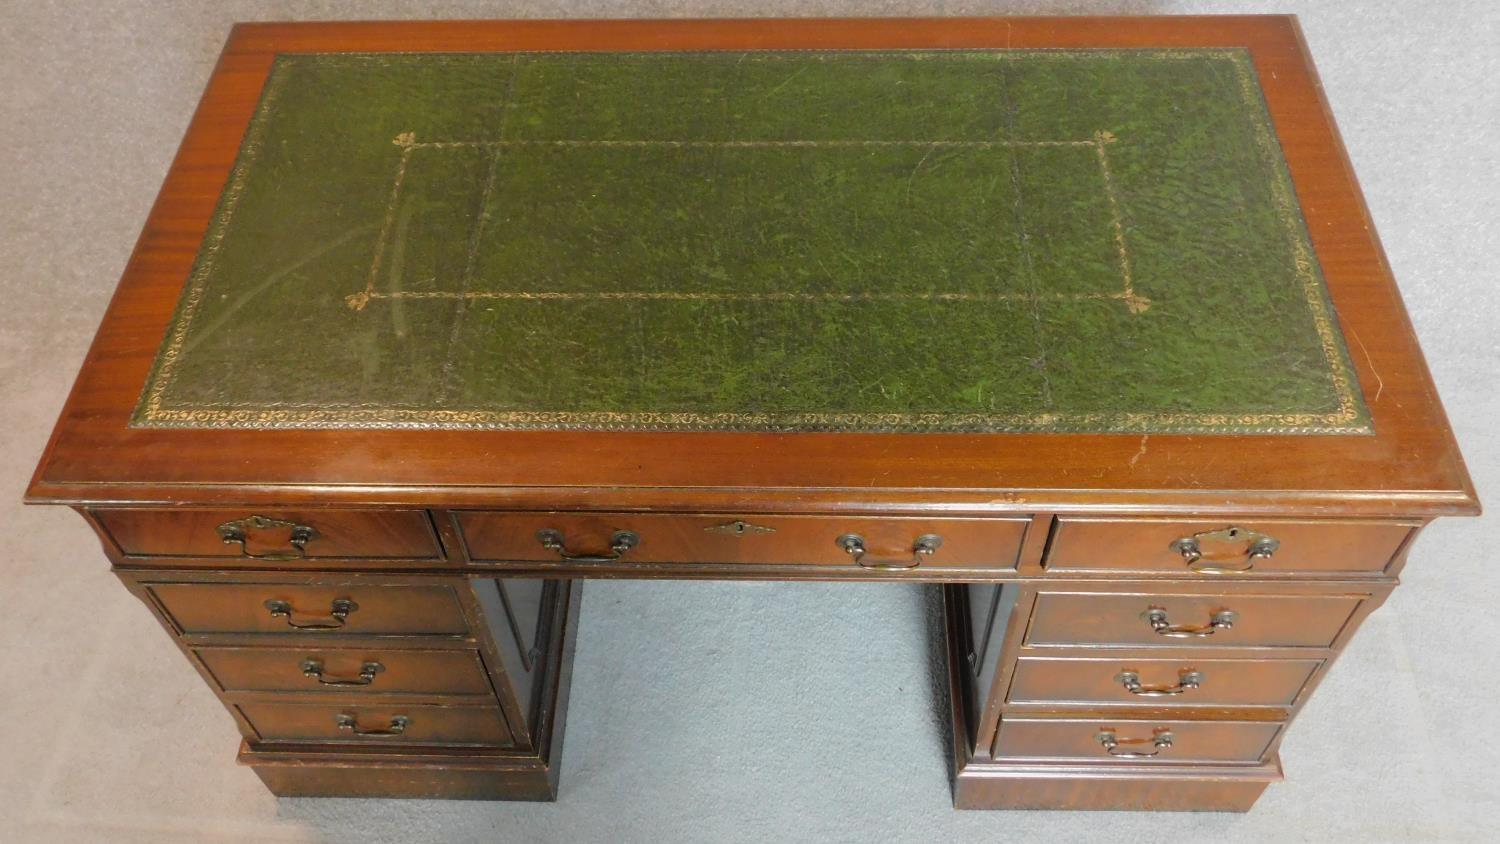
left=1045, top=517, right=1415, bottom=575
left=93, top=508, right=443, bottom=562
left=239, top=702, right=512, bottom=747
left=457, top=511, right=1029, bottom=571
left=147, top=582, right=470, bottom=636
left=195, top=646, right=493, bottom=696
left=1007, top=657, right=1322, bottom=708
left=1024, top=592, right=1364, bottom=649
left=994, top=717, right=1283, bottom=764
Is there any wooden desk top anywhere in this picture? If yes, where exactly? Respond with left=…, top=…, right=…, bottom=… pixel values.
left=27, top=17, right=1477, bottom=516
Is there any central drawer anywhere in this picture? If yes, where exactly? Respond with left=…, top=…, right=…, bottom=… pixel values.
left=239, top=702, right=512, bottom=747
left=994, top=717, right=1283, bottom=764
left=457, top=511, right=1029, bottom=571
left=195, top=646, right=494, bottom=696
left=1025, top=592, right=1364, bottom=649
left=147, top=582, right=470, bottom=636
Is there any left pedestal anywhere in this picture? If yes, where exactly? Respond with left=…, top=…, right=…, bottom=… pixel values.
left=115, top=563, right=579, bottom=801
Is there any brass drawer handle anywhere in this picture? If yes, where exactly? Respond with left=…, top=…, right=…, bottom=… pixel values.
left=1116, top=669, right=1203, bottom=697
left=301, top=658, right=384, bottom=686
left=335, top=713, right=409, bottom=737
left=1097, top=728, right=1173, bottom=758
left=536, top=529, right=639, bottom=563
left=836, top=533, right=943, bottom=570
left=1144, top=607, right=1236, bottom=638
left=263, top=598, right=358, bottom=630
left=217, top=515, right=318, bottom=561
left=1169, top=527, right=1279, bottom=573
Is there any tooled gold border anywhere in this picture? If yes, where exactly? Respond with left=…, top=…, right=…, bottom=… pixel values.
left=342, top=130, right=1145, bottom=314
left=133, top=49, right=1370, bottom=435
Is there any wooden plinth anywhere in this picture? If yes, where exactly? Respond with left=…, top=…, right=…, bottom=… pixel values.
left=952, top=755, right=1281, bottom=812
left=240, top=743, right=563, bottom=801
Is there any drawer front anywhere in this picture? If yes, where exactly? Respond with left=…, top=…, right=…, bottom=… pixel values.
left=239, top=702, right=511, bottom=747
left=195, top=646, right=493, bottom=696
left=1008, top=657, right=1322, bottom=708
left=94, top=508, right=442, bottom=562
left=1045, top=517, right=1414, bottom=575
left=1025, top=592, right=1363, bottom=649
left=458, top=511, right=1028, bottom=571
left=994, top=718, right=1282, bottom=764
left=148, top=583, right=470, bottom=636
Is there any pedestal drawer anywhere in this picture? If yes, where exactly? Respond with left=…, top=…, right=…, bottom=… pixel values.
left=996, top=719, right=1278, bottom=767
left=994, top=718, right=1283, bottom=764
left=457, top=512, right=1029, bottom=571
left=1025, top=592, right=1363, bottom=649
left=1045, top=517, right=1415, bottom=576
left=240, top=702, right=512, bottom=747
left=93, top=508, right=443, bottom=563
left=147, top=582, right=470, bottom=636
left=1007, top=657, right=1322, bottom=708
left=196, top=647, right=494, bottom=696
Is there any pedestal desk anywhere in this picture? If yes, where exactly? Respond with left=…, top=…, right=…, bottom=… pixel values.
left=26, top=16, right=1478, bottom=812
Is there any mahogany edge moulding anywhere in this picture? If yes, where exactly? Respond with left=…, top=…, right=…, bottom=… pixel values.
left=25, top=16, right=1479, bottom=516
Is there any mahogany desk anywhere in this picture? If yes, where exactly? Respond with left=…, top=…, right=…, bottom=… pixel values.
left=26, top=17, right=1478, bottom=812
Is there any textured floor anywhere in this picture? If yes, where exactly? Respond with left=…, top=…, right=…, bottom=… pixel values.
left=2, top=2, right=1497, bottom=842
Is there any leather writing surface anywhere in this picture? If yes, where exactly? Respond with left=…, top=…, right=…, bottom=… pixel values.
left=133, top=50, right=1368, bottom=433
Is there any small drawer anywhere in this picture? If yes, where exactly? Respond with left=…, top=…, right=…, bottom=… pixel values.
left=1007, top=657, right=1322, bottom=708
left=195, top=646, right=493, bottom=696
left=1045, top=517, right=1415, bottom=576
left=239, top=702, right=512, bottom=747
left=92, top=508, right=443, bottom=563
left=457, top=511, right=1028, bottom=571
left=147, top=582, right=469, bottom=636
left=994, top=717, right=1283, bottom=764
left=1025, top=592, right=1363, bottom=649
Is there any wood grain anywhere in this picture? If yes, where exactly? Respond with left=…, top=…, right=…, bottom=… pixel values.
left=1006, top=656, right=1322, bottom=708
left=237, top=701, right=513, bottom=747
left=145, top=581, right=471, bottom=636
left=194, top=646, right=495, bottom=696
left=93, top=507, right=443, bottom=561
left=993, top=717, right=1283, bottom=764
left=1044, top=516, right=1416, bottom=575
left=1024, top=591, right=1364, bottom=649
left=457, top=511, right=1028, bottom=571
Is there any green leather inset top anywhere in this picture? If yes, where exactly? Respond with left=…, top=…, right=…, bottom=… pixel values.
left=133, top=50, right=1369, bottom=433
